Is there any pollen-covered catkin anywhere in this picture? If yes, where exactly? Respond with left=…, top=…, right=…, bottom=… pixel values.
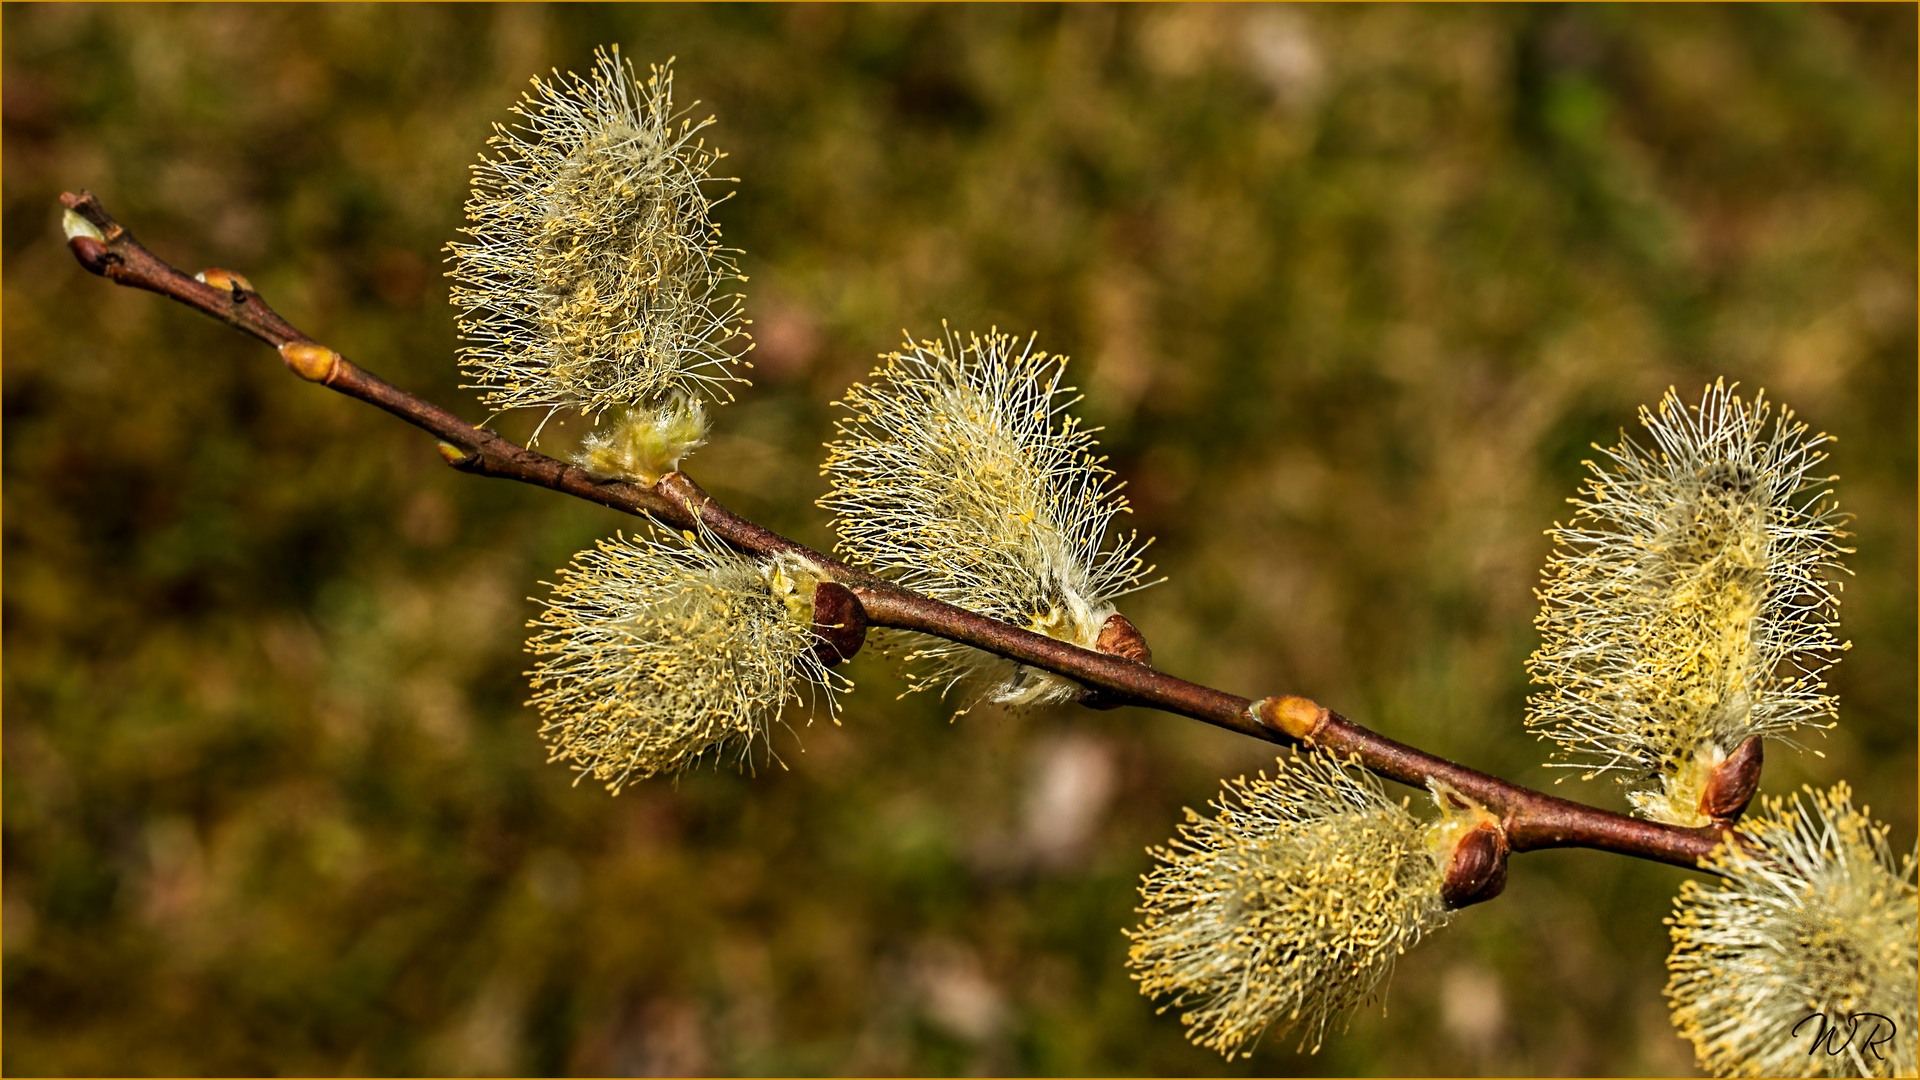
left=447, top=46, right=748, bottom=441
left=1126, top=750, right=1454, bottom=1057
left=820, top=328, right=1154, bottom=708
left=526, top=525, right=845, bottom=792
left=1666, top=784, right=1918, bottom=1078
left=1526, top=381, right=1850, bottom=825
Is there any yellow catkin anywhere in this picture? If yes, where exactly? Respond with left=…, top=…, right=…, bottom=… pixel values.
left=573, top=393, right=709, bottom=486
left=1666, top=784, right=1918, bottom=1078
left=446, top=47, right=749, bottom=435
left=526, top=526, right=844, bottom=792
left=1526, top=381, right=1850, bottom=825
left=819, top=327, right=1155, bottom=708
left=1125, top=750, right=1454, bottom=1057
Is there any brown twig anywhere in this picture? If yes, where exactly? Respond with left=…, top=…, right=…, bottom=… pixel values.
left=58, top=189, right=1734, bottom=874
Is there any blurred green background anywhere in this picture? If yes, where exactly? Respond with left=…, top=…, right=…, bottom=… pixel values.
left=4, top=4, right=1913, bottom=1076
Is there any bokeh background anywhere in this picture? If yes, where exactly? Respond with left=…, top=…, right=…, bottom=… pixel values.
left=5, top=4, right=1914, bottom=1076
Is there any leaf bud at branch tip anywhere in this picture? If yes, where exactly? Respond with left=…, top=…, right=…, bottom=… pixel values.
left=1254, top=696, right=1331, bottom=742
left=809, top=581, right=868, bottom=666
left=61, top=206, right=104, bottom=243
left=279, top=341, right=341, bottom=383
left=60, top=205, right=116, bottom=275
left=1697, top=735, right=1763, bottom=826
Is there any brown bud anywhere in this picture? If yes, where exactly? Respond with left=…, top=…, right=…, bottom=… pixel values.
left=1255, top=695, right=1331, bottom=742
left=1074, top=612, right=1154, bottom=709
left=1698, top=736, right=1764, bottom=825
left=68, top=235, right=113, bottom=276
left=1440, top=821, right=1509, bottom=908
left=1094, top=611, right=1152, bottom=667
left=809, top=581, right=867, bottom=666
left=278, top=341, right=340, bottom=383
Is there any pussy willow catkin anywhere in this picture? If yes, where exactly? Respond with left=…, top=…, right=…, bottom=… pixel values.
left=1666, top=784, right=1917, bottom=1078
left=1126, top=749, right=1463, bottom=1057
left=1527, top=381, right=1849, bottom=825
left=447, top=47, right=748, bottom=453
left=527, top=526, right=845, bottom=792
left=820, top=328, right=1154, bottom=708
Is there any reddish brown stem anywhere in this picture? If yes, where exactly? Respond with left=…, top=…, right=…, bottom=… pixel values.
left=58, top=189, right=1737, bottom=874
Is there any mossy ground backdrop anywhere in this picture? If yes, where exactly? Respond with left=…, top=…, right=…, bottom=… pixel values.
left=4, top=5, right=1914, bottom=1076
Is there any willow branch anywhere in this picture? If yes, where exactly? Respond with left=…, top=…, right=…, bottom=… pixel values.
left=58, top=189, right=1733, bottom=873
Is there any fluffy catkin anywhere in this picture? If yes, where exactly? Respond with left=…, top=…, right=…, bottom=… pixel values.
left=819, top=328, right=1154, bottom=707
left=1666, top=784, right=1918, bottom=1078
left=447, top=46, right=748, bottom=433
left=526, top=526, right=844, bottom=792
left=1126, top=751, right=1453, bottom=1057
left=1527, top=381, right=1850, bottom=825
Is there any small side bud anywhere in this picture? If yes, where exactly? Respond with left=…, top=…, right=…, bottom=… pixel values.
left=1698, top=736, right=1763, bottom=825
left=1255, top=695, right=1330, bottom=742
left=1077, top=611, right=1153, bottom=709
left=809, top=581, right=868, bottom=666
left=436, top=441, right=481, bottom=471
left=195, top=268, right=254, bottom=297
left=1426, top=782, right=1509, bottom=908
left=1439, top=822, right=1509, bottom=908
left=279, top=341, right=341, bottom=383
left=1095, top=611, right=1152, bottom=666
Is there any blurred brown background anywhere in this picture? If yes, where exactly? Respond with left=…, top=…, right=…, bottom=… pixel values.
left=4, top=4, right=1914, bottom=1076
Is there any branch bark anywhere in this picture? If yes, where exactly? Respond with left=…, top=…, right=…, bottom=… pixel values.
left=58, top=189, right=1733, bottom=873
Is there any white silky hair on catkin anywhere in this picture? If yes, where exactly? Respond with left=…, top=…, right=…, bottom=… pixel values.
left=820, top=327, right=1156, bottom=708
left=526, top=524, right=846, bottom=793
left=1526, top=379, right=1850, bottom=825
left=447, top=46, right=750, bottom=432
left=1666, top=783, right=1918, bottom=1078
